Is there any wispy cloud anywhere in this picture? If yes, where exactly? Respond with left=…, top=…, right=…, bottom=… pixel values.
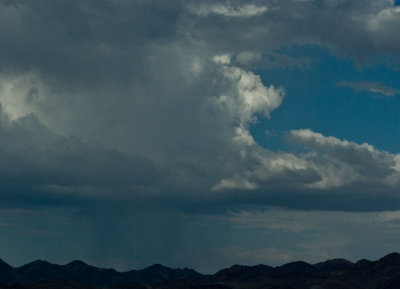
left=338, top=81, right=400, bottom=97
left=188, top=4, right=268, bottom=17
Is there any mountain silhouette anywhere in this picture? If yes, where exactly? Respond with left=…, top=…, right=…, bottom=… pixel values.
left=213, top=264, right=274, bottom=283
left=123, top=263, right=202, bottom=284
left=2, top=253, right=400, bottom=288
left=0, top=258, right=24, bottom=283
left=17, top=260, right=63, bottom=281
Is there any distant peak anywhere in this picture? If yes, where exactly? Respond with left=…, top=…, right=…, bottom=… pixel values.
left=16, top=259, right=60, bottom=274
left=145, top=264, right=170, bottom=270
left=378, top=252, right=400, bottom=264
left=314, top=258, right=354, bottom=272
left=276, top=261, right=320, bottom=276
left=278, top=260, right=313, bottom=268
left=356, top=259, right=373, bottom=266
left=65, top=260, right=89, bottom=267
left=315, top=258, right=353, bottom=266
left=253, top=264, right=273, bottom=269
left=215, top=264, right=250, bottom=274
left=21, top=259, right=54, bottom=268
left=0, top=258, right=12, bottom=269
left=227, top=264, right=250, bottom=270
left=32, top=259, right=51, bottom=264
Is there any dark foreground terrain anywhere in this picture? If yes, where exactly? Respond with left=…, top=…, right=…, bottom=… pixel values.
left=2, top=253, right=400, bottom=289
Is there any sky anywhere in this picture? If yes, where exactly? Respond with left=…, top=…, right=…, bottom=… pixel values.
left=1, top=0, right=400, bottom=274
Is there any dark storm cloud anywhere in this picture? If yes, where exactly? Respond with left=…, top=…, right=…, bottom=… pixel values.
left=0, top=0, right=182, bottom=72
left=1, top=0, right=400, bottom=215
left=1, top=0, right=399, bottom=82
left=0, top=106, right=162, bottom=209
left=184, top=0, right=400, bottom=62
left=2, top=0, right=400, bottom=272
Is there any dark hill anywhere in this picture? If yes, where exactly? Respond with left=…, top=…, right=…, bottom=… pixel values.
left=376, top=252, right=400, bottom=268
left=17, top=260, right=62, bottom=281
left=123, top=263, right=202, bottom=284
left=213, top=264, right=274, bottom=282
left=62, top=260, right=123, bottom=285
left=0, top=258, right=24, bottom=283
left=1, top=252, right=400, bottom=289
left=275, top=261, right=322, bottom=277
left=0, top=258, right=13, bottom=271
left=314, top=258, right=354, bottom=277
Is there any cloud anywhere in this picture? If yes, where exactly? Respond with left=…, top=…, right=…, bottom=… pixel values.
left=235, top=51, right=262, bottom=65
left=338, top=81, right=400, bottom=97
left=1, top=0, right=400, bottom=272
left=0, top=0, right=399, bottom=214
left=212, top=178, right=258, bottom=191
left=213, top=128, right=400, bottom=209
left=0, top=105, right=162, bottom=208
left=188, top=3, right=268, bottom=17
left=183, top=0, right=400, bottom=63
left=213, top=54, right=231, bottom=65
left=288, top=129, right=397, bottom=184
left=215, top=59, right=284, bottom=125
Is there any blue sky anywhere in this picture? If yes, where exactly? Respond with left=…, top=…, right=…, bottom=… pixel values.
left=2, top=0, right=400, bottom=273
left=252, top=45, right=400, bottom=153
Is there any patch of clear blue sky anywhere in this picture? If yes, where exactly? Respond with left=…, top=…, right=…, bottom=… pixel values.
left=250, top=45, right=400, bottom=153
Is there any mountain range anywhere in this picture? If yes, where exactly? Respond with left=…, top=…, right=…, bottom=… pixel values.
left=2, top=253, right=400, bottom=288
